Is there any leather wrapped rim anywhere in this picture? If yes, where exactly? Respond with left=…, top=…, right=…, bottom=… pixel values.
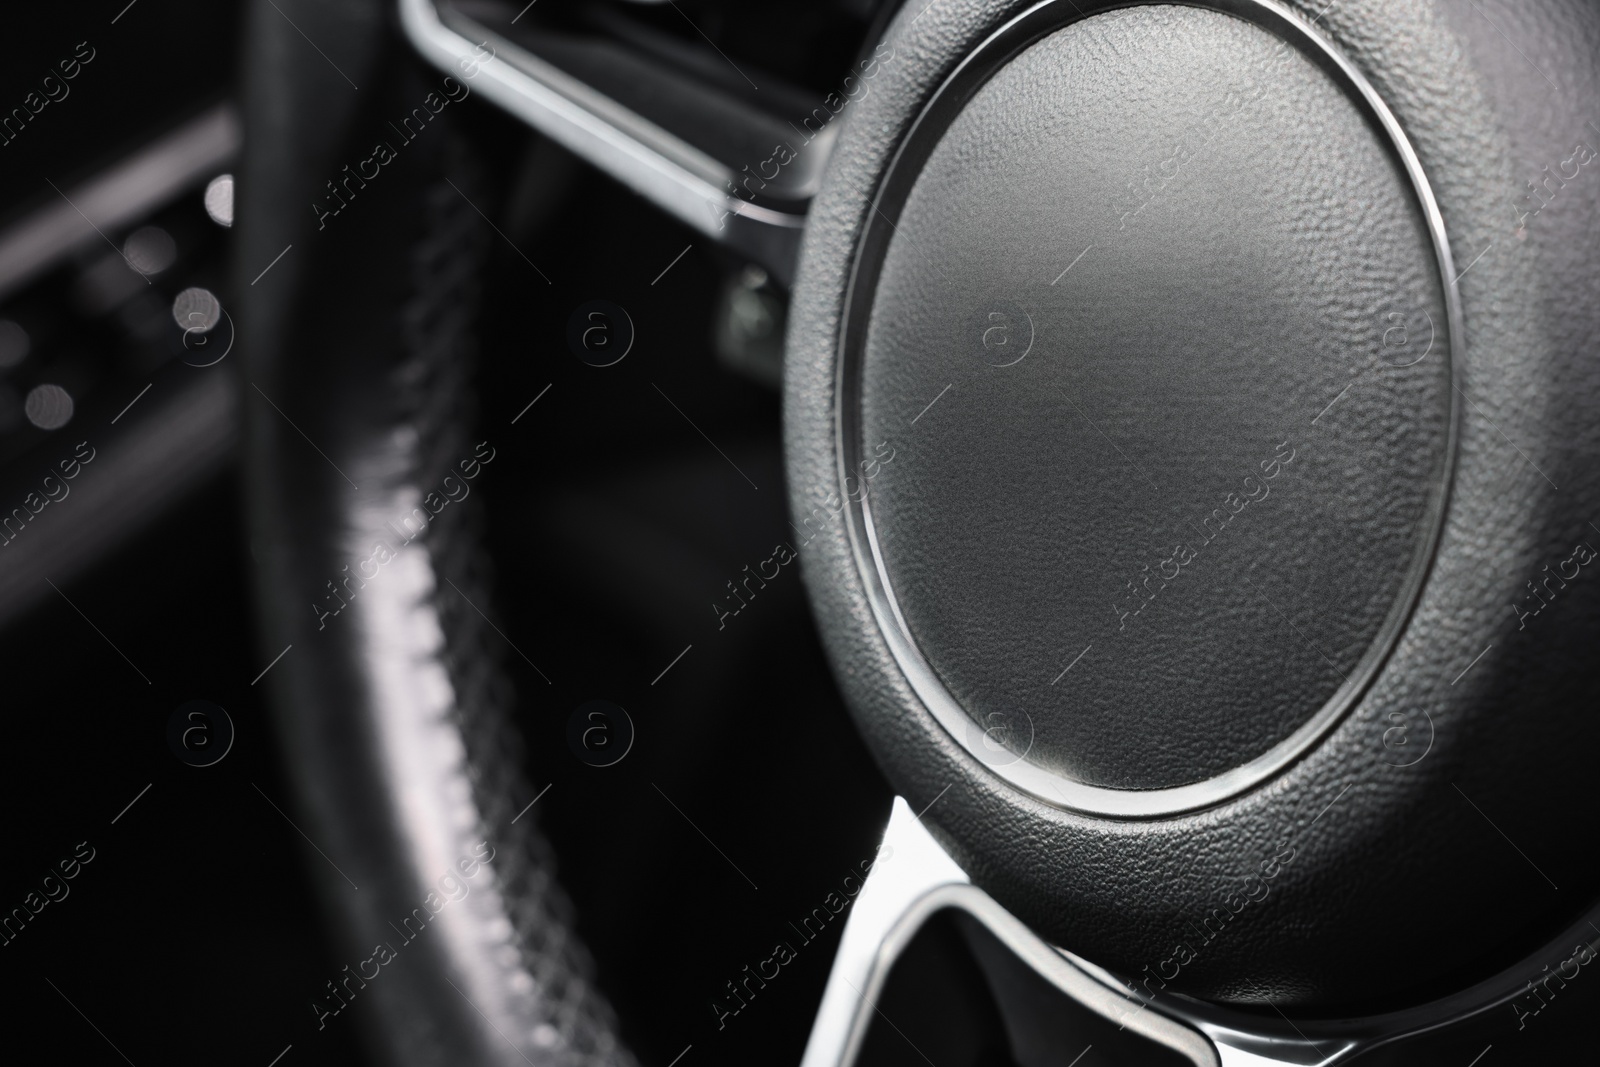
left=237, top=1, right=635, bottom=1063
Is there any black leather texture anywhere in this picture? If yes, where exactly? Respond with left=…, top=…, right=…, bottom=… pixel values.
left=786, top=0, right=1600, bottom=1007
left=855, top=4, right=1452, bottom=791
left=238, top=1, right=634, bottom=1063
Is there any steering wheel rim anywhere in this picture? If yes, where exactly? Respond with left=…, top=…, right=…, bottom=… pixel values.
left=238, top=3, right=636, bottom=1063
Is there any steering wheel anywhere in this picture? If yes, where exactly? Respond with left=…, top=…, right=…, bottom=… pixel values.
left=237, top=0, right=1600, bottom=1063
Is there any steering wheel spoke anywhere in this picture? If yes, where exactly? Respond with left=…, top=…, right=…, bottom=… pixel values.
left=803, top=797, right=1223, bottom=1067
left=399, top=0, right=813, bottom=284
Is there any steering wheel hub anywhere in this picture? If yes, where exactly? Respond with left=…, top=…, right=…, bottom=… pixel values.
left=839, top=1, right=1455, bottom=815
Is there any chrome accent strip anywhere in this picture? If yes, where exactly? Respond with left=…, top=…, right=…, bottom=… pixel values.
left=396, top=0, right=806, bottom=282
left=801, top=798, right=1546, bottom=1066
left=800, top=797, right=1221, bottom=1067
left=806, top=802, right=1600, bottom=1066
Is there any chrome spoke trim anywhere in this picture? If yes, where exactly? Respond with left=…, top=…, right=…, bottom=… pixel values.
left=397, top=0, right=806, bottom=283
left=800, top=797, right=1221, bottom=1067
left=805, top=797, right=1600, bottom=1066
